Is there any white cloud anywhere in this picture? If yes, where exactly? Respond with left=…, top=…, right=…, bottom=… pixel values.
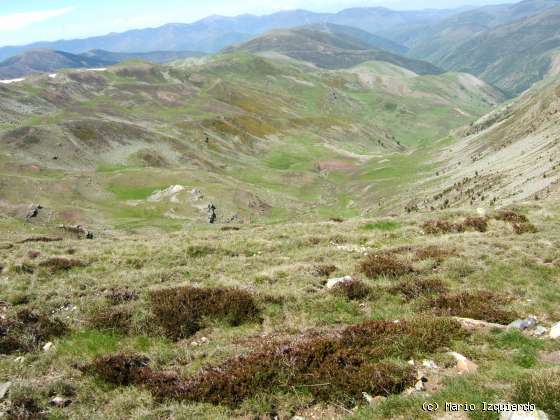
left=0, top=7, right=74, bottom=32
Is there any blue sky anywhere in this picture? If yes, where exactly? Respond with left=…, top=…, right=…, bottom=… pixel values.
left=0, top=0, right=505, bottom=47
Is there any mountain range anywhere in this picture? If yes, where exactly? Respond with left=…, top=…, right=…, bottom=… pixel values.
left=0, top=49, right=204, bottom=79
left=0, top=7, right=464, bottom=61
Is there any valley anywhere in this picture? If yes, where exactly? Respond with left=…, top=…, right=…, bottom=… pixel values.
left=1, top=1, right=560, bottom=419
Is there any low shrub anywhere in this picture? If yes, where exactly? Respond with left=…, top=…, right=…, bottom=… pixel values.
left=105, top=287, right=138, bottom=305
left=312, top=264, right=337, bottom=277
left=149, top=286, right=260, bottom=340
left=38, top=257, right=86, bottom=272
left=512, top=369, right=560, bottom=418
left=7, top=396, right=44, bottom=419
left=512, top=223, right=538, bottom=235
left=331, top=279, right=371, bottom=300
left=494, top=210, right=529, bottom=224
left=426, top=291, right=518, bottom=324
left=358, top=253, right=413, bottom=279
left=415, top=246, right=455, bottom=262
left=422, top=217, right=488, bottom=234
left=87, top=353, right=150, bottom=386
left=88, top=318, right=465, bottom=408
left=462, top=217, right=488, bottom=233
left=390, top=278, right=448, bottom=301
left=422, top=220, right=457, bottom=235
left=87, top=306, right=133, bottom=334
left=0, top=309, right=68, bottom=354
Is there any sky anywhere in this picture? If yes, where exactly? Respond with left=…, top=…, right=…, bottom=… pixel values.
left=0, top=0, right=506, bottom=47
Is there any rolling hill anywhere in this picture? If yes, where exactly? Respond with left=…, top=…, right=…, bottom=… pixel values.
left=225, top=25, right=441, bottom=74
left=0, top=49, right=502, bottom=229
left=0, top=49, right=205, bottom=79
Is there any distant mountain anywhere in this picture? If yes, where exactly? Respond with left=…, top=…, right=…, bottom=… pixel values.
left=225, top=24, right=441, bottom=75
left=0, top=49, right=109, bottom=79
left=394, top=0, right=560, bottom=64
left=0, top=49, right=204, bottom=79
left=0, top=7, right=464, bottom=61
left=81, top=50, right=205, bottom=64
left=436, top=6, right=560, bottom=95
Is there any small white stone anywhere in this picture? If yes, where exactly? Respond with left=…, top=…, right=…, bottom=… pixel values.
left=422, top=359, right=439, bottom=369
left=549, top=322, right=560, bottom=339
left=500, top=409, right=549, bottom=420
left=43, top=342, right=53, bottom=352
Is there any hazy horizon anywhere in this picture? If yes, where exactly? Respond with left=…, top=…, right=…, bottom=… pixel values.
left=0, top=0, right=511, bottom=47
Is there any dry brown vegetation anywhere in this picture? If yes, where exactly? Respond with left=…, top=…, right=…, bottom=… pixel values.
left=38, top=257, right=87, bottom=272
left=422, top=217, right=488, bottom=234
left=358, top=253, right=413, bottom=279
left=0, top=309, right=67, bottom=354
left=87, top=317, right=465, bottom=408
left=331, top=279, right=372, bottom=300
left=149, top=286, right=261, bottom=340
left=426, top=290, right=518, bottom=324
left=390, top=278, right=448, bottom=301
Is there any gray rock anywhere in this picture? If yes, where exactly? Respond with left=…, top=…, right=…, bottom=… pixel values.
left=0, top=381, right=11, bottom=400
left=508, top=316, right=538, bottom=331
left=533, top=326, right=548, bottom=337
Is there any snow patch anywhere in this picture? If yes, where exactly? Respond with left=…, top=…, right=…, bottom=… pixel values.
left=147, top=185, right=185, bottom=202
left=0, top=78, right=25, bottom=84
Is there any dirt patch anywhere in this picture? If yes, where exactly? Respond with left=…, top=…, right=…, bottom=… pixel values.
left=317, top=160, right=355, bottom=171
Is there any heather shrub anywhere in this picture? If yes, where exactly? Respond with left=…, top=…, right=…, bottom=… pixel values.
left=358, top=253, right=413, bottom=279
left=494, top=210, right=529, bottom=224
left=38, top=257, right=86, bottom=272
left=512, top=223, right=538, bottom=235
left=426, top=291, right=518, bottom=324
left=88, top=317, right=464, bottom=408
left=0, top=309, right=68, bottom=354
left=390, top=278, right=448, bottom=301
left=312, top=264, right=337, bottom=277
left=331, top=279, right=371, bottom=300
left=149, top=286, right=261, bottom=340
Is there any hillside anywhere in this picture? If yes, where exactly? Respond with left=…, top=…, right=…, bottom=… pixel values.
left=412, top=76, right=560, bottom=212
left=0, top=49, right=205, bottom=79
left=0, top=52, right=502, bottom=231
left=226, top=25, right=441, bottom=74
left=394, top=0, right=560, bottom=64
left=432, top=6, right=560, bottom=96
left=0, top=195, right=559, bottom=418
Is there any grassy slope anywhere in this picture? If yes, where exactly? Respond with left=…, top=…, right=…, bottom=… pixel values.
left=0, top=201, right=559, bottom=418
left=0, top=54, right=503, bottom=231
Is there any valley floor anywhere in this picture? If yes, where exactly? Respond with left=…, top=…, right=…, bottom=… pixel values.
left=0, top=199, right=559, bottom=419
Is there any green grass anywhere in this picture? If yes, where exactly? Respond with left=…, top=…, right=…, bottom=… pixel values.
left=361, top=221, right=400, bottom=231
